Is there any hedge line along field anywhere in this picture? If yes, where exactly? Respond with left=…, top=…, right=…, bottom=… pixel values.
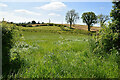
left=6, top=25, right=119, bottom=78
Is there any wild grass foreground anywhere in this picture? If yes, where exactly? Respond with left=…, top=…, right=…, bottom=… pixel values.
left=2, top=22, right=119, bottom=78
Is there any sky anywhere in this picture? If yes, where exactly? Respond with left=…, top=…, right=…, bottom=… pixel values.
left=0, top=1, right=113, bottom=26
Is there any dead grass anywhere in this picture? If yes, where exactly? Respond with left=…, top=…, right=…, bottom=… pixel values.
left=63, top=24, right=101, bottom=31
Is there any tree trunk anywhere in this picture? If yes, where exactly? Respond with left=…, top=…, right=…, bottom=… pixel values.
left=88, top=24, right=90, bottom=31
left=70, top=22, right=72, bottom=29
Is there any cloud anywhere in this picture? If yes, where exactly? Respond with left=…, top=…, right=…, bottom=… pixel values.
left=0, top=3, right=8, bottom=7
left=0, top=11, right=34, bottom=22
left=35, top=2, right=66, bottom=11
left=48, top=13, right=60, bottom=16
left=14, top=9, right=41, bottom=16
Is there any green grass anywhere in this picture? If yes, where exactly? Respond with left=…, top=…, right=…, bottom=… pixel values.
left=22, top=32, right=90, bottom=57
left=21, top=26, right=91, bottom=35
left=22, top=26, right=62, bottom=31
left=8, top=26, right=119, bottom=78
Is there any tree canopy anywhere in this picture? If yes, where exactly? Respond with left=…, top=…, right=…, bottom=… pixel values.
left=110, top=0, right=120, bottom=32
left=97, top=14, right=109, bottom=27
left=81, top=12, right=97, bottom=31
left=31, top=20, right=36, bottom=24
left=65, top=9, right=79, bottom=29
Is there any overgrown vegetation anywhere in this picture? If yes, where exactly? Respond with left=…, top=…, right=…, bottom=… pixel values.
left=90, top=1, right=120, bottom=78
left=2, top=23, right=119, bottom=78
left=2, top=1, right=120, bottom=78
left=2, top=22, right=27, bottom=78
left=6, top=31, right=118, bottom=78
left=91, top=1, right=120, bottom=56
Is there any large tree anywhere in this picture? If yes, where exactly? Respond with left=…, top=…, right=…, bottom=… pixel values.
left=110, top=0, right=120, bottom=32
left=110, top=0, right=120, bottom=76
left=81, top=12, right=97, bottom=31
left=110, top=0, right=120, bottom=50
left=65, top=9, right=79, bottom=29
left=97, top=14, right=110, bottom=27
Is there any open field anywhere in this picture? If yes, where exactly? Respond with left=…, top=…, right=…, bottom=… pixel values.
left=6, top=26, right=118, bottom=78
left=2, top=1, right=120, bottom=78
left=31, top=24, right=101, bottom=32
left=21, top=26, right=92, bottom=35
left=63, top=24, right=101, bottom=31
left=73, top=25, right=100, bottom=31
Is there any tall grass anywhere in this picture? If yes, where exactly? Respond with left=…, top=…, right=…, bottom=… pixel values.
left=3, top=24, right=119, bottom=78
left=11, top=32, right=119, bottom=78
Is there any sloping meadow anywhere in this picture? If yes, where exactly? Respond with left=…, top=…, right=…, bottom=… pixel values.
left=2, top=24, right=119, bottom=78
left=14, top=30, right=119, bottom=78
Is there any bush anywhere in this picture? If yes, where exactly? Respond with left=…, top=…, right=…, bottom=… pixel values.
left=90, top=25, right=118, bottom=54
left=54, top=24, right=61, bottom=27
left=47, top=23, right=54, bottom=26
left=26, top=24, right=32, bottom=27
left=21, top=24, right=27, bottom=27
left=41, top=22, right=44, bottom=24
left=2, top=22, right=24, bottom=78
left=88, top=23, right=120, bottom=78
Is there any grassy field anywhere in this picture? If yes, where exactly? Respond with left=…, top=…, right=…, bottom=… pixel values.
left=31, top=24, right=101, bottom=32
left=21, top=26, right=92, bottom=35
left=8, top=26, right=119, bottom=78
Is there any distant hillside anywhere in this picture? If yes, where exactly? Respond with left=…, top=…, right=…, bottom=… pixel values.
left=31, top=23, right=101, bottom=32
left=62, top=24, right=100, bottom=32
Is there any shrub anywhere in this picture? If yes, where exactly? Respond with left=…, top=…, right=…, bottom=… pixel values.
left=90, top=24, right=119, bottom=54
left=41, top=22, right=44, bottom=24
left=26, top=24, right=32, bottom=27
left=91, top=1, right=120, bottom=55
left=2, top=22, right=24, bottom=78
left=21, top=24, right=27, bottom=27
left=47, top=23, right=54, bottom=26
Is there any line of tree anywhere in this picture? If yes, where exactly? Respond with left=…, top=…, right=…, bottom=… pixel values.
left=65, top=9, right=110, bottom=31
left=27, top=20, right=42, bottom=24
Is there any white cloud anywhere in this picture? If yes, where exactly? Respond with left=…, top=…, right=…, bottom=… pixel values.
left=0, top=11, right=35, bottom=22
left=14, top=9, right=41, bottom=16
left=0, top=3, right=8, bottom=7
left=48, top=13, right=60, bottom=16
left=35, top=2, right=66, bottom=11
